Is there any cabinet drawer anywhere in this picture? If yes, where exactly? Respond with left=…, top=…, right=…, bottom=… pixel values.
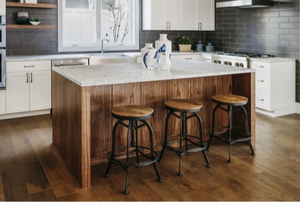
left=251, top=61, right=271, bottom=72
left=176, top=55, right=200, bottom=61
left=256, top=72, right=270, bottom=91
left=7, top=60, right=51, bottom=72
left=256, top=90, right=271, bottom=110
left=0, top=90, right=5, bottom=115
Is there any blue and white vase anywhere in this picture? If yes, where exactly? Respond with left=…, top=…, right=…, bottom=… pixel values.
left=141, top=43, right=157, bottom=70
left=155, top=34, right=172, bottom=67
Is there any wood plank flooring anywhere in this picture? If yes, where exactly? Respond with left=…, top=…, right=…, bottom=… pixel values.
left=0, top=112, right=299, bottom=201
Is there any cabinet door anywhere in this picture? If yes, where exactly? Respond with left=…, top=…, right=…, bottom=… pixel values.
left=199, top=0, right=215, bottom=30
left=185, top=0, right=199, bottom=30
left=143, top=0, right=168, bottom=30
left=30, top=71, right=51, bottom=111
left=168, top=0, right=184, bottom=30
left=0, top=0, right=5, bottom=15
left=6, top=72, right=30, bottom=113
left=0, top=90, right=5, bottom=115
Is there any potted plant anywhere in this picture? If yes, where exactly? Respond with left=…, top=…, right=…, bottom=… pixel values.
left=178, top=36, right=193, bottom=52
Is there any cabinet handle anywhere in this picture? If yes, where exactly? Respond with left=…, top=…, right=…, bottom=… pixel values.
left=26, top=73, right=29, bottom=83
left=257, top=80, right=264, bottom=82
left=169, top=22, right=171, bottom=29
left=166, top=22, right=168, bottom=29
left=185, top=58, right=193, bottom=60
left=30, top=73, right=33, bottom=83
left=256, top=65, right=264, bottom=68
left=199, top=22, right=202, bottom=30
left=257, top=98, right=264, bottom=101
left=24, top=65, right=35, bottom=68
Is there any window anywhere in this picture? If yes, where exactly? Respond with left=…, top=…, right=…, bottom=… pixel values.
left=58, top=0, right=139, bottom=52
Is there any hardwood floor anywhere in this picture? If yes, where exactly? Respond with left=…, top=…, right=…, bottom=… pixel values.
left=0, top=112, right=299, bottom=201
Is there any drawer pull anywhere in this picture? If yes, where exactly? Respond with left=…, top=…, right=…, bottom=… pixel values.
left=30, top=73, right=33, bottom=83
left=24, top=65, right=35, bottom=68
left=256, top=65, right=264, bottom=68
left=257, top=98, right=264, bottom=101
left=185, top=58, right=193, bottom=60
left=257, top=80, right=264, bottom=82
left=26, top=73, right=29, bottom=83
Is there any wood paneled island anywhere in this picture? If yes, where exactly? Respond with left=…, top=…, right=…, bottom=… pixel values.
left=52, top=60, right=256, bottom=188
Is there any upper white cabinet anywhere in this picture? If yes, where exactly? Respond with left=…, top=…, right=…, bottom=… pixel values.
left=143, top=0, right=215, bottom=31
left=143, top=0, right=184, bottom=30
left=185, top=0, right=215, bottom=30
left=0, top=0, right=5, bottom=15
left=6, top=60, right=51, bottom=114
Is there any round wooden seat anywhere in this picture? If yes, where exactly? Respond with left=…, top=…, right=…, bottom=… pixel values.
left=212, top=94, right=248, bottom=106
left=164, top=99, right=203, bottom=112
left=112, top=105, right=154, bottom=120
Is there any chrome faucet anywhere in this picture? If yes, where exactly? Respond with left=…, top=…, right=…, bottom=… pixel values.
left=101, top=39, right=109, bottom=53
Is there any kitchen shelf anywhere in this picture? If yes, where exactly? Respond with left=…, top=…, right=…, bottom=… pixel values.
left=7, top=24, right=56, bottom=29
left=6, top=2, right=57, bottom=9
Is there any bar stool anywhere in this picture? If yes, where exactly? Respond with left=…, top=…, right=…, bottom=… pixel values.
left=158, top=99, right=210, bottom=176
left=104, top=105, right=162, bottom=194
left=206, top=94, right=255, bottom=163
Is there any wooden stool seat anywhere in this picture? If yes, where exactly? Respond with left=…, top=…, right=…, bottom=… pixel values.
left=164, top=99, right=203, bottom=112
left=112, top=105, right=154, bottom=120
left=212, top=94, right=248, bottom=106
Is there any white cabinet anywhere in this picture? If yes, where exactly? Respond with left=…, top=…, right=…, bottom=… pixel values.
left=6, top=60, right=51, bottom=114
left=185, top=0, right=215, bottom=31
left=0, top=90, right=5, bottom=115
left=250, top=59, right=295, bottom=117
left=143, top=0, right=214, bottom=31
left=0, top=0, right=5, bottom=15
left=143, top=0, right=184, bottom=30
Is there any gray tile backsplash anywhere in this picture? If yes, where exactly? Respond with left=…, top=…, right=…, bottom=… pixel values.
left=5, top=0, right=300, bottom=102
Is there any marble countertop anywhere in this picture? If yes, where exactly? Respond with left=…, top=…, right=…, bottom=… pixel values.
left=52, top=60, right=255, bottom=87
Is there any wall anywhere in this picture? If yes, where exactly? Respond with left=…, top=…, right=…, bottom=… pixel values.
left=5, top=0, right=300, bottom=102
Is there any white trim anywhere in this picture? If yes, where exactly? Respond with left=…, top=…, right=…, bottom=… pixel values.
left=0, top=110, right=51, bottom=120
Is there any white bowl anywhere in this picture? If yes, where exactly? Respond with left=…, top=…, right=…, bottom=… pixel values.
left=29, top=21, right=41, bottom=26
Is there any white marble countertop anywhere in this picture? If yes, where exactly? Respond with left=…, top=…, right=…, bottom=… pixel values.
left=52, top=60, right=255, bottom=87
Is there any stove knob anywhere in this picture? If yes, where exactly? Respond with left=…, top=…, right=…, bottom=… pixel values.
left=214, top=60, right=218, bottom=63
left=228, top=61, right=232, bottom=66
left=218, top=60, right=221, bottom=64
left=240, top=63, right=244, bottom=68
left=224, top=61, right=228, bottom=65
left=235, top=62, right=240, bottom=67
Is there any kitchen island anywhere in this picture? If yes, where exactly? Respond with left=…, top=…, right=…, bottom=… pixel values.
left=52, top=60, right=256, bottom=188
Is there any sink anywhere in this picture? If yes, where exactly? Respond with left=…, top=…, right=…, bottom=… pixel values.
left=88, top=53, right=136, bottom=65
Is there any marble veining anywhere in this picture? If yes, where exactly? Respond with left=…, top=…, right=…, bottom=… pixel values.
left=52, top=60, right=255, bottom=87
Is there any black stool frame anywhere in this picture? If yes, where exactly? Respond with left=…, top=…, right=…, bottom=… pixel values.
left=206, top=102, right=255, bottom=163
left=104, top=115, right=162, bottom=194
left=159, top=108, right=210, bottom=176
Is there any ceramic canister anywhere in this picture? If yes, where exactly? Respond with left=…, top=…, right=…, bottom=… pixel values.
left=141, top=43, right=156, bottom=69
left=142, top=48, right=157, bottom=70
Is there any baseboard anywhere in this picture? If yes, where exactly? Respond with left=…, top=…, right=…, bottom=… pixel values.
left=0, top=109, right=51, bottom=120
left=256, top=105, right=296, bottom=117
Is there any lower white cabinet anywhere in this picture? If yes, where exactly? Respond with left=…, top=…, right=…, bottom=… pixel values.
left=250, top=58, right=295, bottom=117
left=6, top=60, right=51, bottom=114
left=173, top=54, right=201, bottom=61
left=0, top=91, right=5, bottom=115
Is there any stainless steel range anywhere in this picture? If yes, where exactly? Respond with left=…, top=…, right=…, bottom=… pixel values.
left=211, top=52, right=274, bottom=68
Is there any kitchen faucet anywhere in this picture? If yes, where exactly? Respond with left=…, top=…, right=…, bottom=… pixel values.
left=101, top=39, right=109, bottom=54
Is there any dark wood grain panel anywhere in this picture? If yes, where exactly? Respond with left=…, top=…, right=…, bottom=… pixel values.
left=52, top=72, right=91, bottom=188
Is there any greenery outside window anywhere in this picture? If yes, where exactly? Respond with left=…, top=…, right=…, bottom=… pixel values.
left=58, top=0, right=139, bottom=52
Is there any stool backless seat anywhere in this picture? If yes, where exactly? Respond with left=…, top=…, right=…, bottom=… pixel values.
left=159, top=99, right=210, bottom=176
left=206, top=94, right=255, bottom=163
left=104, top=105, right=162, bottom=194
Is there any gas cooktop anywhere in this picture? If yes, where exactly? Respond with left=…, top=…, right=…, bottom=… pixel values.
left=215, top=52, right=275, bottom=58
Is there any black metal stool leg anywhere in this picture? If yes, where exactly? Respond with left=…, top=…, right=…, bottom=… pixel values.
left=159, top=111, right=172, bottom=161
left=228, top=105, right=233, bottom=163
left=124, top=168, right=129, bottom=194
left=195, top=112, right=210, bottom=168
left=206, top=104, right=218, bottom=151
left=142, top=120, right=162, bottom=182
left=105, top=119, right=122, bottom=177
